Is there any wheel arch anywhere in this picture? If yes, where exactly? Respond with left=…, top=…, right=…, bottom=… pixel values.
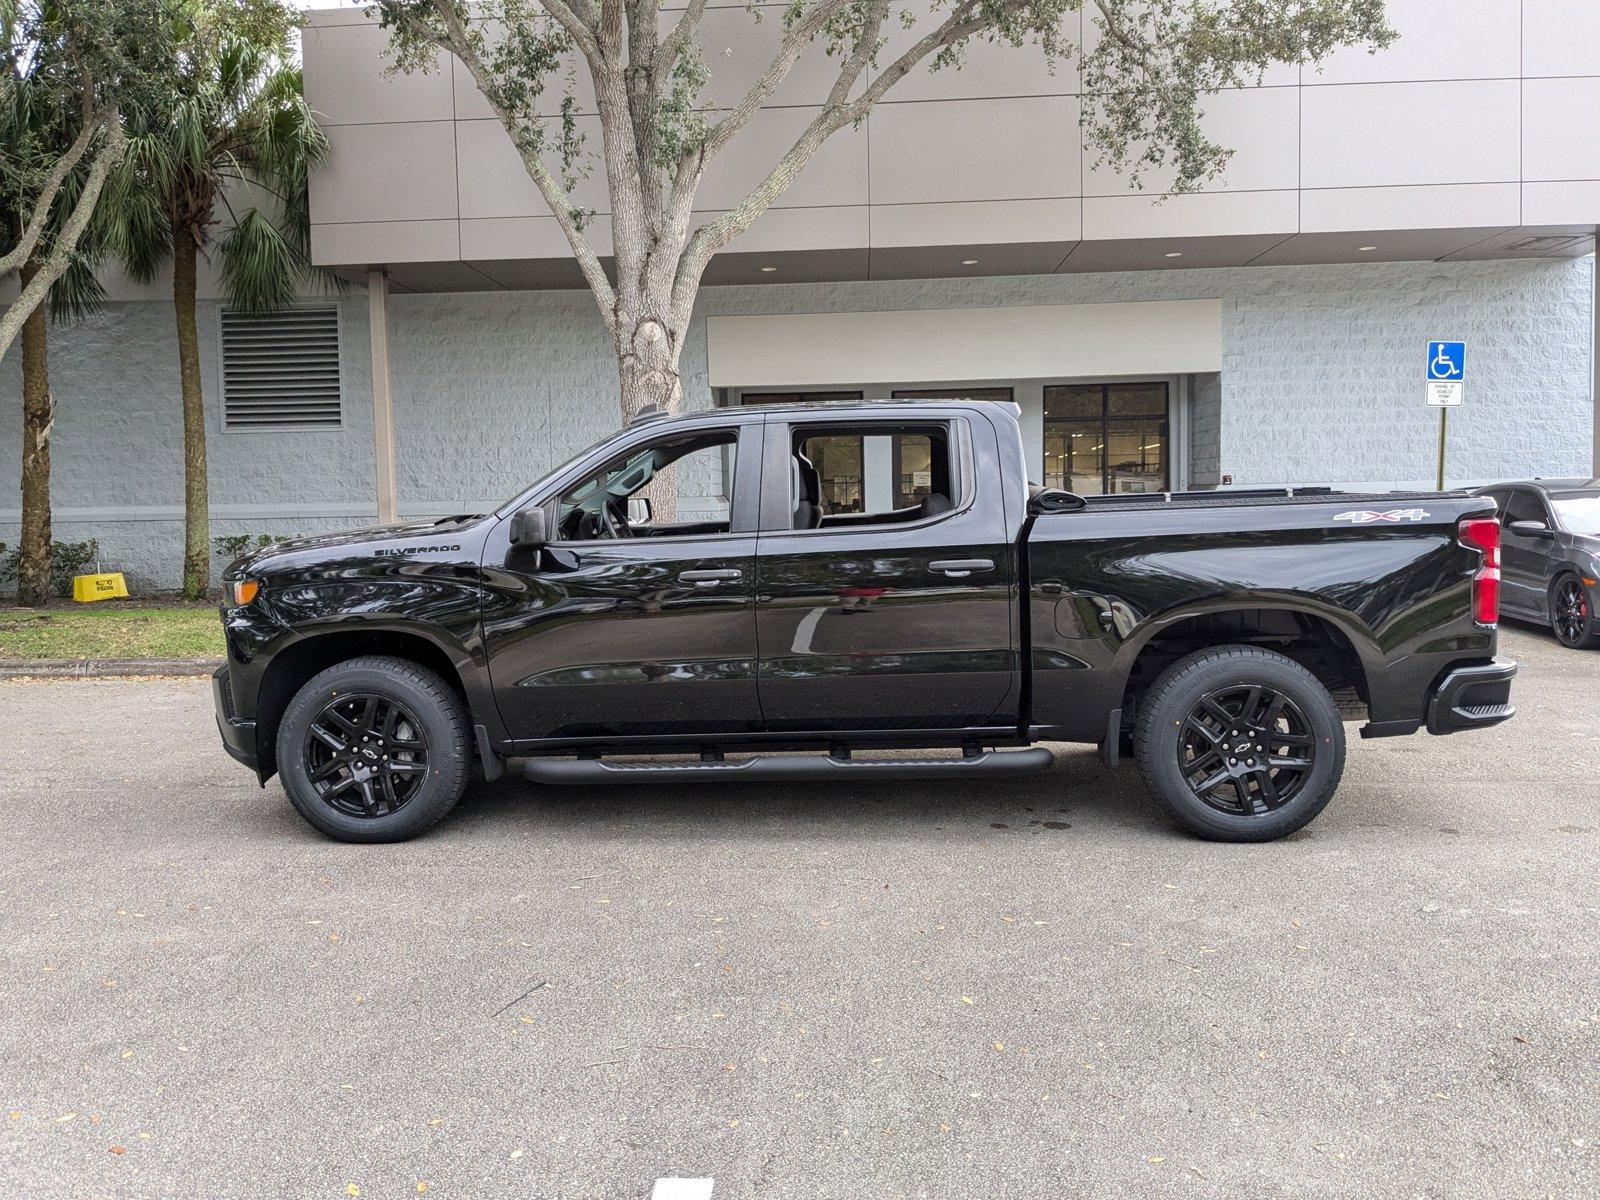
left=1114, top=599, right=1377, bottom=724
left=253, top=624, right=475, bottom=781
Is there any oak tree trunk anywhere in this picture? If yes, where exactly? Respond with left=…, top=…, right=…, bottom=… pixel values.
left=17, top=257, right=53, bottom=607
left=172, top=234, right=210, bottom=599
left=616, top=307, right=686, bottom=523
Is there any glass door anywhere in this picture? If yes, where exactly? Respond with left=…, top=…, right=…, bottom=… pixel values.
left=1043, top=382, right=1169, bottom=495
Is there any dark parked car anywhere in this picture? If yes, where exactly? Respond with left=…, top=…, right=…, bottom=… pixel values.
left=1471, top=479, right=1600, bottom=649
left=213, top=400, right=1516, bottom=845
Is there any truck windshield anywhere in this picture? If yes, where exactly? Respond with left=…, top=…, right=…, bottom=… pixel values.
left=1551, top=495, right=1600, bottom=534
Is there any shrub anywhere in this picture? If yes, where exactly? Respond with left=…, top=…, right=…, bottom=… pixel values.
left=0, top=538, right=102, bottom=596
left=213, top=534, right=254, bottom=561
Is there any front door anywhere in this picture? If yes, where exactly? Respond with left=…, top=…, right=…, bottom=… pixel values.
left=481, top=421, right=764, bottom=744
left=752, top=410, right=1019, bottom=732
left=1499, top=487, right=1556, bottom=617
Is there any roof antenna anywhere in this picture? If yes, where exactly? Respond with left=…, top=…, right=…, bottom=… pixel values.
left=630, top=404, right=669, bottom=425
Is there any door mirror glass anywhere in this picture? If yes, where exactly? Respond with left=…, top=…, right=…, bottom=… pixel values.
left=627, top=495, right=654, bottom=526
left=510, top=507, right=548, bottom=548
left=1507, top=519, right=1553, bottom=539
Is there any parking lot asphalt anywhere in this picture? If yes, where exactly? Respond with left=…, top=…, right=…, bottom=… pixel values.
left=1, top=624, right=1596, bottom=1200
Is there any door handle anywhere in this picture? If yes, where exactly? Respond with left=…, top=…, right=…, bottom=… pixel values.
left=680, top=568, right=742, bottom=584
left=930, top=558, right=995, bottom=577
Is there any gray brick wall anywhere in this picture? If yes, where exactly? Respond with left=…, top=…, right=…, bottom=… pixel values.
left=1188, top=371, right=1222, bottom=488
left=2, top=256, right=1593, bottom=590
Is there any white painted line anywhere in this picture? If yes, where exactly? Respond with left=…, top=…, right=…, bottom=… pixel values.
left=651, top=1179, right=714, bottom=1200
left=791, top=605, right=827, bottom=655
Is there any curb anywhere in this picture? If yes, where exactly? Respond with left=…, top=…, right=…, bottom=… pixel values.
left=0, top=657, right=225, bottom=679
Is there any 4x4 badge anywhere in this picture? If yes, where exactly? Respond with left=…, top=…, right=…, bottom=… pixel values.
left=1333, top=508, right=1430, bottom=524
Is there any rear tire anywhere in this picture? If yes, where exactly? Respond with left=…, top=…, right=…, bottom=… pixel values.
left=276, top=655, right=471, bottom=843
left=1133, top=645, right=1346, bottom=842
left=1549, top=574, right=1600, bottom=649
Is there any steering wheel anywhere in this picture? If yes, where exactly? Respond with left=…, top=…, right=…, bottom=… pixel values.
left=604, top=496, right=633, bottom=538
left=568, top=496, right=634, bottom=541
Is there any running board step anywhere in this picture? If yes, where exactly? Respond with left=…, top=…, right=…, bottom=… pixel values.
left=522, top=747, right=1055, bottom=785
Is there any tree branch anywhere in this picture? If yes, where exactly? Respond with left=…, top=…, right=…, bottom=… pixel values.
left=418, top=0, right=619, bottom=322
left=0, top=102, right=106, bottom=279
left=654, top=0, right=709, bottom=76
left=0, top=118, right=124, bottom=362
left=673, top=2, right=989, bottom=311
left=694, top=0, right=859, bottom=163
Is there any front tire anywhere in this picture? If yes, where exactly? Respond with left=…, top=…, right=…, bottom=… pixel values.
left=1550, top=574, right=1600, bottom=649
left=1133, top=645, right=1346, bottom=842
left=276, top=655, right=472, bottom=843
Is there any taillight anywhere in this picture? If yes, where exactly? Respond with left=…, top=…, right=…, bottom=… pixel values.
left=1458, top=516, right=1501, bottom=626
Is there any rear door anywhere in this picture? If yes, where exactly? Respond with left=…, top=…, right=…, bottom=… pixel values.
left=751, top=408, right=1019, bottom=732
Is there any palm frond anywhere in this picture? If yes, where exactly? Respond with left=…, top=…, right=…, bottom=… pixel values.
left=217, top=205, right=301, bottom=312
left=49, top=248, right=107, bottom=324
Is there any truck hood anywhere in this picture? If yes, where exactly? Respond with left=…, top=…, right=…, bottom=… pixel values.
left=228, top=514, right=487, bottom=576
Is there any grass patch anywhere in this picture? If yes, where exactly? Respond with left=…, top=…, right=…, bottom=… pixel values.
left=0, top=601, right=224, bottom=661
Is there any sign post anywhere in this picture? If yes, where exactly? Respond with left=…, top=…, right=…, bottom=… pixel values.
left=1426, top=340, right=1465, bottom=489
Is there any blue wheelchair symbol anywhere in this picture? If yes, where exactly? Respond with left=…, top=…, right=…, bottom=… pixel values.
left=1427, top=341, right=1465, bottom=381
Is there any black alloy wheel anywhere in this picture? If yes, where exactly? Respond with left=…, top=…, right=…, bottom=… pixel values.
left=277, top=655, right=471, bottom=843
left=1133, top=645, right=1345, bottom=842
left=304, top=692, right=430, bottom=817
left=1176, top=684, right=1315, bottom=817
left=1552, top=577, right=1594, bottom=648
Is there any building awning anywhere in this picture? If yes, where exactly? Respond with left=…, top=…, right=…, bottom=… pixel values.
left=705, top=299, right=1222, bottom=387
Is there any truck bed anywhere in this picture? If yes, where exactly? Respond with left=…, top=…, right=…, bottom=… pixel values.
left=1072, top=487, right=1464, bottom=512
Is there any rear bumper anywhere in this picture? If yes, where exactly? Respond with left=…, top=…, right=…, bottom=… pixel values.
left=212, top=664, right=258, bottom=770
left=1426, top=658, right=1517, bottom=735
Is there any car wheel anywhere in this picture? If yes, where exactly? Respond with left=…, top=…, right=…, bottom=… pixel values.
left=276, top=655, right=472, bottom=843
left=1550, top=574, right=1600, bottom=649
left=1133, top=645, right=1346, bottom=843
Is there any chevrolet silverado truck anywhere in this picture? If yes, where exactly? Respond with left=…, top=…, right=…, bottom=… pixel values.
left=213, top=399, right=1516, bottom=844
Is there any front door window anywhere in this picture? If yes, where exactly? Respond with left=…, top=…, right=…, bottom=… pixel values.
left=1043, top=382, right=1169, bottom=495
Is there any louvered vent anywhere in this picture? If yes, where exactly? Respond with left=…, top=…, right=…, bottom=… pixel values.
left=221, top=307, right=342, bottom=429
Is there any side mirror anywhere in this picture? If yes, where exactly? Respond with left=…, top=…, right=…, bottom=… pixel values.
left=510, top=507, right=548, bottom=548
left=1507, top=519, right=1553, bottom=539
left=627, top=495, right=653, bottom=526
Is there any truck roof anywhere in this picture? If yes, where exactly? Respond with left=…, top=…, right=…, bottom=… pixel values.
left=631, top=398, right=1017, bottom=427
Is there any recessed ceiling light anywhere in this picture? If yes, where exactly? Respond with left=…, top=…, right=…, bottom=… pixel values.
left=1358, top=245, right=1377, bottom=252
left=1164, top=251, right=1183, bottom=259
left=961, top=258, right=979, bottom=265
left=759, top=265, right=777, bottom=272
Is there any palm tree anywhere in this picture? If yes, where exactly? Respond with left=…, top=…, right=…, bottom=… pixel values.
left=108, top=0, right=327, bottom=598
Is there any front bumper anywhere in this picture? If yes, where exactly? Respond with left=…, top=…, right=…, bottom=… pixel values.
left=212, top=663, right=258, bottom=770
left=1426, top=658, right=1517, bottom=735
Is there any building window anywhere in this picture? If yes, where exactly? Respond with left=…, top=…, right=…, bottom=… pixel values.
left=1043, top=382, right=1169, bottom=495
left=891, top=387, right=1015, bottom=403
left=740, top=390, right=864, bottom=405
left=221, top=307, right=342, bottom=430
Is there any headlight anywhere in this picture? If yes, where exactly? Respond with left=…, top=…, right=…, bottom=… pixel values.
left=232, top=579, right=260, bottom=606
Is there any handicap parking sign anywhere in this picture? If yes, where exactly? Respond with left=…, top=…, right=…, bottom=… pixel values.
left=1427, top=341, right=1465, bottom=381
left=1425, top=340, right=1466, bottom=407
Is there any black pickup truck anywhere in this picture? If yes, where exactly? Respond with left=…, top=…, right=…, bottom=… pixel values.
left=213, top=399, right=1515, bottom=844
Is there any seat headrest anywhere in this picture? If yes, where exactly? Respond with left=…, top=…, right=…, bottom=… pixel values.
left=919, top=492, right=953, bottom=518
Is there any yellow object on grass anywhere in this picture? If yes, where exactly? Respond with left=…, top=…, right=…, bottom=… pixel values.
left=72, top=572, right=129, bottom=602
